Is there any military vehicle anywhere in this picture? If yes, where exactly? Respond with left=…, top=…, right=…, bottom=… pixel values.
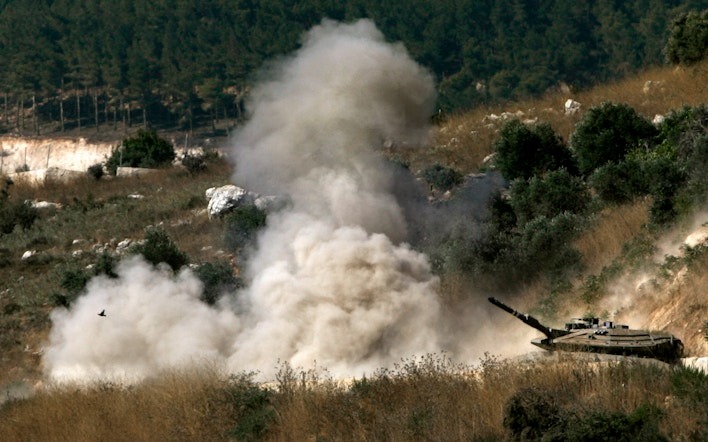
left=488, top=297, right=683, bottom=363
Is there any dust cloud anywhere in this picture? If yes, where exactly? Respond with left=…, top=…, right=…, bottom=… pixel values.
left=43, top=19, right=455, bottom=383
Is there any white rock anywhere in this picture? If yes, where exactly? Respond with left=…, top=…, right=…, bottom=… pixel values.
left=564, top=99, right=581, bottom=115
left=21, top=250, right=36, bottom=260
left=206, top=185, right=257, bottom=218
left=653, top=114, right=665, bottom=125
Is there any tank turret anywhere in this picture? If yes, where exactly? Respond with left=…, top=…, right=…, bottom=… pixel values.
left=487, top=297, right=683, bottom=363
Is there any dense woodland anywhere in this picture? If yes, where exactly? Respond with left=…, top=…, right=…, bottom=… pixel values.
left=0, top=0, right=705, bottom=135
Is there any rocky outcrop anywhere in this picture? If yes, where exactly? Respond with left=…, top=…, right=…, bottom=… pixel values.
left=0, top=136, right=114, bottom=174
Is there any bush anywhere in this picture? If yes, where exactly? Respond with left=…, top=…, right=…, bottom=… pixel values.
left=0, top=201, right=38, bottom=235
left=665, top=10, right=708, bottom=65
left=181, top=153, right=207, bottom=175
left=194, top=261, right=242, bottom=305
left=60, top=269, right=90, bottom=298
left=132, top=227, right=188, bottom=271
left=503, top=388, right=563, bottom=439
left=87, top=163, right=104, bottom=181
left=589, top=158, right=648, bottom=204
left=659, top=105, right=708, bottom=209
left=106, top=130, right=175, bottom=174
left=224, top=206, right=267, bottom=252
left=223, top=374, right=275, bottom=440
left=493, top=119, right=576, bottom=180
left=570, top=102, right=657, bottom=175
left=509, top=168, right=591, bottom=226
left=422, top=164, right=463, bottom=192
left=504, top=389, right=668, bottom=441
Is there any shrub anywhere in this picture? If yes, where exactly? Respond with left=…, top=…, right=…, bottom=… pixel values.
left=422, top=164, right=463, bottom=192
left=132, top=227, right=188, bottom=271
left=589, top=158, right=648, bottom=204
left=659, top=105, right=708, bottom=209
left=224, top=206, right=267, bottom=252
left=0, top=200, right=38, bottom=235
left=194, top=261, right=242, bottom=305
left=87, top=163, right=104, bottom=181
left=181, top=153, right=207, bottom=175
left=60, top=269, right=90, bottom=298
left=106, top=129, right=175, bottom=174
left=509, top=168, right=591, bottom=226
left=561, top=404, right=667, bottom=442
left=665, top=10, right=708, bottom=65
left=223, top=373, right=276, bottom=441
left=493, top=120, right=576, bottom=180
left=570, top=102, right=657, bottom=175
left=503, top=388, right=563, bottom=439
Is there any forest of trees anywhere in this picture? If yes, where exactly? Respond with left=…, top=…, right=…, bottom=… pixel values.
left=0, top=0, right=704, bottom=136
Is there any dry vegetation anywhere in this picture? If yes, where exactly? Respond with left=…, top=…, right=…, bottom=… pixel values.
left=0, top=355, right=705, bottom=441
left=1, top=61, right=707, bottom=440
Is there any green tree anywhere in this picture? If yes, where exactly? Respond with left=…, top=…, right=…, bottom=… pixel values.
left=106, top=129, right=175, bottom=174
left=570, top=102, right=657, bottom=175
left=665, top=10, right=708, bottom=65
left=132, top=227, right=188, bottom=272
left=493, top=120, right=577, bottom=180
left=509, top=168, right=591, bottom=226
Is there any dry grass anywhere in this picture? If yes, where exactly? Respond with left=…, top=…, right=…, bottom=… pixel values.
left=575, top=200, right=651, bottom=276
left=0, top=367, right=243, bottom=441
left=1, top=355, right=703, bottom=441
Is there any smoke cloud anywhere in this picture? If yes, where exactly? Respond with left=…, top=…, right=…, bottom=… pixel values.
left=43, top=19, right=447, bottom=383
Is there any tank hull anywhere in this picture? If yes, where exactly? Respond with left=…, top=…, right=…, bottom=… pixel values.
left=531, top=329, right=683, bottom=363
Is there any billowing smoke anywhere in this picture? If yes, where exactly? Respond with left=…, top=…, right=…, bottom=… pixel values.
left=43, top=19, right=446, bottom=383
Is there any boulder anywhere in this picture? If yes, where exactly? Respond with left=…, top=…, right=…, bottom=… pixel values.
left=206, top=185, right=257, bottom=218
left=206, top=184, right=289, bottom=218
left=564, top=99, right=581, bottom=115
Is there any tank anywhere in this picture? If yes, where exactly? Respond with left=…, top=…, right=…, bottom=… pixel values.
left=488, top=297, right=683, bottom=363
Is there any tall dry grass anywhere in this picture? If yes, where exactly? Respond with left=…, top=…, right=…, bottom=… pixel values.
left=1, top=356, right=703, bottom=441
left=0, top=368, right=244, bottom=442
left=575, top=200, right=651, bottom=276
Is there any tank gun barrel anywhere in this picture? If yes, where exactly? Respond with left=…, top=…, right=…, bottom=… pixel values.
left=488, top=297, right=564, bottom=340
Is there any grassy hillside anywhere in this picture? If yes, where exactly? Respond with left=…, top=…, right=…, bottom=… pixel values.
left=0, top=61, right=706, bottom=440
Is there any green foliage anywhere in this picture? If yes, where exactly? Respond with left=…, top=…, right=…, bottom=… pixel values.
left=441, top=212, right=584, bottom=290
left=223, top=374, right=275, bottom=441
left=665, top=10, right=708, bottom=65
left=504, top=389, right=667, bottom=441
left=658, top=105, right=708, bottom=213
left=561, top=404, right=667, bottom=442
left=493, top=120, right=576, bottom=180
left=57, top=253, right=118, bottom=306
left=194, top=261, right=242, bottom=305
left=132, top=227, right=188, bottom=271
left=60, top=269, right=90, bottom=300
left=0, top=0, right=690, bottom=127
left=571, top=102, right=657, bottom=175
left=0, top=200, right=38, bottom=235
left=503, top=388, right=563, bottom=439
left=589, top=158, right=648, bottom=204
left=106, top=130, right=175, bottom=174
left=509, top=169, right=590, bottom=226
left=672, top=366, right=708, bottom=409
left=180, top=153, right=207, bottom=175
left=87, top=163, right=104, bottom=181
left=224, top=206, right=267, bottom=253
left=422, top=164, right=463, bottom=192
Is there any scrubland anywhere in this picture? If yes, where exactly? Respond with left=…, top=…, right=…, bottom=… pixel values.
left=0, top=61, right=707, bottom=440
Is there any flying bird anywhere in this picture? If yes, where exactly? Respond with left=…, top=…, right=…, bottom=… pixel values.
left=98, top=310, right=107, bottom=317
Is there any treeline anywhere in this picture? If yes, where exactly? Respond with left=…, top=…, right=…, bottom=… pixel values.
left=0, top=0, right=704, bottom=135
